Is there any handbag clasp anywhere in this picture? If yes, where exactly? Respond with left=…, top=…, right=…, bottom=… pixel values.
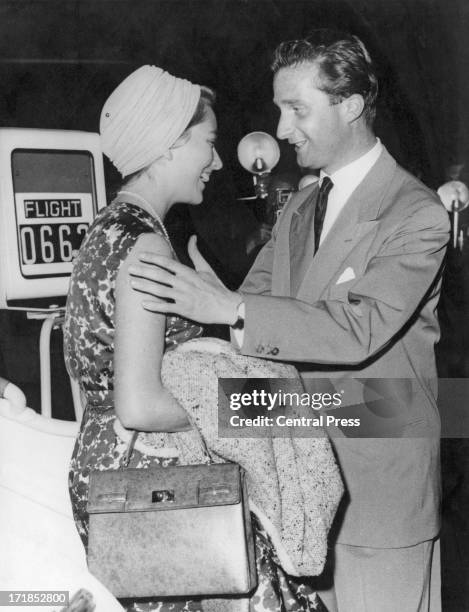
left=151, top=489, right=175, bottom=503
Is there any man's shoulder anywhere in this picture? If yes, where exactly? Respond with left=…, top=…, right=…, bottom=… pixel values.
left=396, top=167, right=447, bottom=218
left=393, top=163, right=438, bottom=200
left=372, top=147, right=437, bottom=202
left=375, top=153, right=447, bottom=224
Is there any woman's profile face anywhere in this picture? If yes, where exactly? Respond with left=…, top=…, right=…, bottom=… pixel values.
left=170, top=107, right=222, bottom=205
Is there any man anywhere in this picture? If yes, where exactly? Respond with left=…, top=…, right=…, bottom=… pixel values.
left=129, top=29, right=449, bottom=611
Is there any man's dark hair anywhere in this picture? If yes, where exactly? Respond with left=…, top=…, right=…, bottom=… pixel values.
left=271, top=28, right=378, bottom=125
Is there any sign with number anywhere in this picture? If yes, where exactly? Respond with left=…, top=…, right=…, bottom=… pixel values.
left=16, top=193, right=93, bottom=276
left=0, top=128, right=106, bottom=308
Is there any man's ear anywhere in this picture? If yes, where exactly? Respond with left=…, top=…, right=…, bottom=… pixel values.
left=341, top=93, right=365, bottom=123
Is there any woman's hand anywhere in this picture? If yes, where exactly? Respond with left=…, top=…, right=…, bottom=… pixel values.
left=129, top=235, right=242, bottom=325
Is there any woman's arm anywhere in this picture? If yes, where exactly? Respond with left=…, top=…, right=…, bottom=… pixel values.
left=114, top=232, right=191, bottom=432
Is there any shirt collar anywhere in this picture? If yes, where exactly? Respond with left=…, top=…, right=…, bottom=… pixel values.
left=319, top=138, right=383, bottom=192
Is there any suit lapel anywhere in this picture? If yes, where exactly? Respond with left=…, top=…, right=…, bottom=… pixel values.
left=271, top=183, right=316, bottom=295
left=290, top=148, right=397, bottom=302
left=288, top=186, right=318, bottom=295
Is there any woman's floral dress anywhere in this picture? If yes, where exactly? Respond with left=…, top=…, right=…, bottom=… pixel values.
left=63, top=194, right=326, bottom=612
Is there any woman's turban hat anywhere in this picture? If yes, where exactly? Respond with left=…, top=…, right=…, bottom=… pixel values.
left=100, top=65, right=201, bottom=177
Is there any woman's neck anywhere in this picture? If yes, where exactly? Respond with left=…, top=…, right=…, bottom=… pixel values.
left=120, top=177, right=171, bottom=220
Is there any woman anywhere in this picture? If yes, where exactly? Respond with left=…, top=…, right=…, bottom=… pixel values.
left=64, top=65, right=332, bottom=612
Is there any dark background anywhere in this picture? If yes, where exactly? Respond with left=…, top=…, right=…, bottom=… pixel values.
left=0, top=0, right=467, bottom=183
left=0, top=0, right=468, bottom=408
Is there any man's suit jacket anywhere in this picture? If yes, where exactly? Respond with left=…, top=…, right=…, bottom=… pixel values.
left=239, top=147, right=450, bottom=548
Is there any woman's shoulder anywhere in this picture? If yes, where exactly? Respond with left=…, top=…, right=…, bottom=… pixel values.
left=130, top=231, right=172, bottom=258
left=71, top=200, right=170, bottom=277
left=94, top=200, right=157, bottom=233
left=82, top=200, right=168, bottom=256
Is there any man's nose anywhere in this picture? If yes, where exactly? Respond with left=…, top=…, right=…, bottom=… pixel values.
left=276, top=114, right=292, bottom=140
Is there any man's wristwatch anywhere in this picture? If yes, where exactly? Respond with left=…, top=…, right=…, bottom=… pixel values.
left=231, top=301, right=245, bottom=330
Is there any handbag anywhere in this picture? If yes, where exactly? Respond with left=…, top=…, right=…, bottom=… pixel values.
left=86, top=429, right=257, bottom=599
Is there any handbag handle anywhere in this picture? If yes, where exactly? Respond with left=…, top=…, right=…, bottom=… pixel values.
left=120, top=415, right=213, bottom=469
left=185, top=413, right=214, bottom=464
left=121, top=430, right=139, bottom=468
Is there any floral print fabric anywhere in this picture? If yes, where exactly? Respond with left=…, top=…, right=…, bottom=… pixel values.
left=64, top=199, right=326, bottom=612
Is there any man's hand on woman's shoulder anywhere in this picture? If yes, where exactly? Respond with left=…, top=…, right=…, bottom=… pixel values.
left=128, top=235, right=242, bottom=325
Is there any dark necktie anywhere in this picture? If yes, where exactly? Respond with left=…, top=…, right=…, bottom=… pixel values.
left=313, top=176, right=333, bottom=254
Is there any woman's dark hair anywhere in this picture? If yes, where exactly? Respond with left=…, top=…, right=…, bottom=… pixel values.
left=271, top=28, right=378, bottom=125
left=184, top=86, right=216, bottom=131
